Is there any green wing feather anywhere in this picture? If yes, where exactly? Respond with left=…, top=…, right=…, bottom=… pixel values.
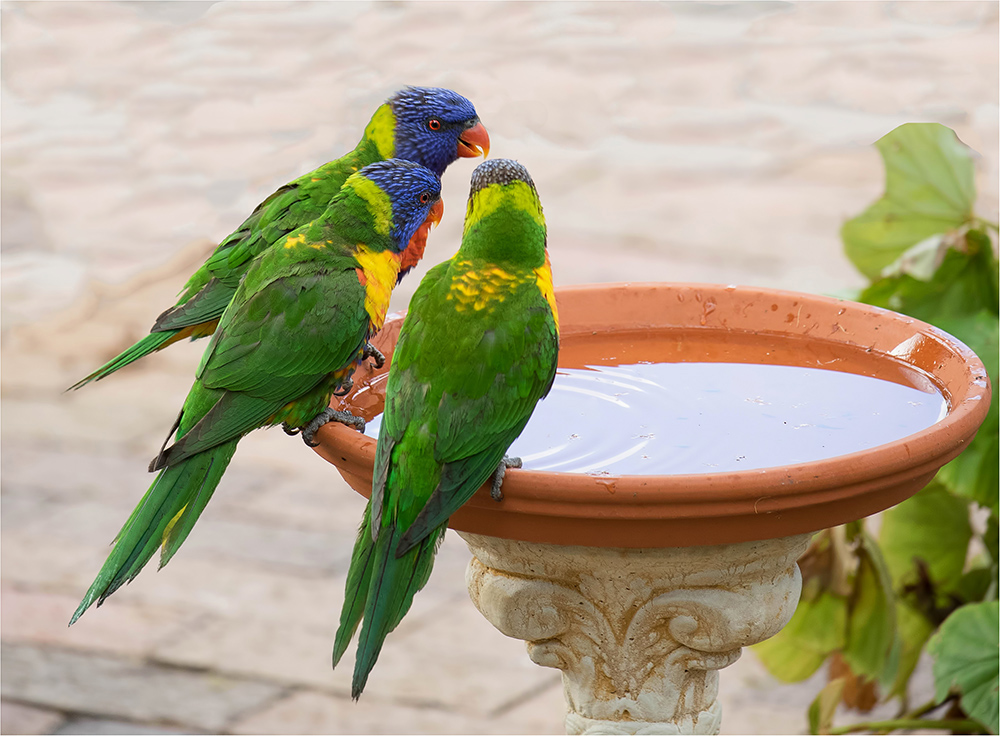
left=74, top=235, right=373, bottom=624
left=150, top=279, right=234, bottom=333
left=336, top=252, right=558, bottom=698
left=67, top=331, right=181, bottom=389
left=70, top=438, right=239, bottom=624
left=351, top=520, right=442, bottom=698
left=154, top=260, right=370, bottom=468
left=70, top=153, right=371, bottom=389
left=386, top=263, right=558, bottom=554
left=332, top=504, right=377, bottom=668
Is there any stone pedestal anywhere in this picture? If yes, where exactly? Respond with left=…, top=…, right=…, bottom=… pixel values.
left=459, top=531, right=812, bottom=735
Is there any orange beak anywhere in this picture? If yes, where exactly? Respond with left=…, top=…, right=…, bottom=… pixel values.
left=457, top=121, right=490, bottom=159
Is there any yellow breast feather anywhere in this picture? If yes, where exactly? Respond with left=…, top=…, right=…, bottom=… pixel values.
left=534, top=252, right=559, bottom=334
left=446, top=260, right=530, bottom=313
left=354, top=245, right=402, bottom=330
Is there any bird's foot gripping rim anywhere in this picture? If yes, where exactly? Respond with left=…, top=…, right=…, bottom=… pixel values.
left=299, top=408, right=366, bottom=447
left=362, top=343, right=385, bottom=369
left=490, top=456, right=522, bottom=502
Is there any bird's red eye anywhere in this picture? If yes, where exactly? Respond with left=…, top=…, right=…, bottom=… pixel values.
left=427, top=119, right=441, bottom=131
left=419, top=192, right=430, bottom=204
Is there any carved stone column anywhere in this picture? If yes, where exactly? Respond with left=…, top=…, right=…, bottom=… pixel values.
left=459, top=531, right=812, bottom=735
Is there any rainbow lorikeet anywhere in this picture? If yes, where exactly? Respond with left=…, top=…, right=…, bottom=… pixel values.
left=332, top=159, right=560, bottom=698
left=70, top=159, right=443, bottom=625
left=70, top=86, right=488, bottom=390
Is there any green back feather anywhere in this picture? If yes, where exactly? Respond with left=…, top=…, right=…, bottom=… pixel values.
left=334, top=160, right=559, bottom=697
left=73, top=166, right=410, bottom=625
left=69, top=105, right=397, bottom=389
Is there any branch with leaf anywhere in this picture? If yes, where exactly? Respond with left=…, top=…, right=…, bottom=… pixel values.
left=754, top=123, right=999, bottom=735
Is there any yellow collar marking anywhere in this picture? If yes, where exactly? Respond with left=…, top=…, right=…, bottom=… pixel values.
left=346, top=176, right=392, bottom=237
left=355, top=245, right=402, bottom=330
left=464, top=181, right=545, bottom=238
left=364, top=104, right=396, bottom=160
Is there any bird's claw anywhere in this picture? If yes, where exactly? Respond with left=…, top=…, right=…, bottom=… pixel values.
left=282, top=422, right=300, bottom=436
left=333, top=376, right=354, bottom=397
left=299, top=408, right=366, bottom=447
left=362, top=343, right=386, bottom=369
left=490, top=455, right=522, bottom=502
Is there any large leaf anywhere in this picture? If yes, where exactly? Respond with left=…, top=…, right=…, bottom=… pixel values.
left=928, top=601, right=999, bottom=734
left=859, top=233, right=999, bottom=325
left=953, top=567, right=997, bottom=605
left=880, top=482, right=972, bottom=593
left=843, top=123, right=976, bottom=279
left=844, top=533, right=899, bottom=686
left=938, top=397, right=999, bottom=515
left=860, top=227, right=998, bottom=514
left=933, top=305, right=998, bottom=515
left=889, top=599, right=935, bottom=699
left=754, top=590, right=847, bottom=682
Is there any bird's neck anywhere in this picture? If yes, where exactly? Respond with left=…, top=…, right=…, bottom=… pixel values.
left=357, top=104, right=396, bottom=162
left=460, top=210, right=547, bottom=269
left=321, top=181, right=399, bottom=250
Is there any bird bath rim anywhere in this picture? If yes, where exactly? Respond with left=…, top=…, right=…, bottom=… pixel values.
left=311, top=282, right=992, bottom=548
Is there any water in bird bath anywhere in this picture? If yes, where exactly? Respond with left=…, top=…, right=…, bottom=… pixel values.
left=360, top=328, right=949, bottom=476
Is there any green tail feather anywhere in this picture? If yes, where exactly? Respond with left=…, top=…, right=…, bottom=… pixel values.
left=332, top=504, right=376, bottom=669
left=337, top=513, right=444, bottom=699
left=69, top=330, right=180, bottom=390
left=70, top=439, right=238, bottom=625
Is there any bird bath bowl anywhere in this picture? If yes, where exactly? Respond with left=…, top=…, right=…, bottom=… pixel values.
left=312, top=282, right=991, bottom=735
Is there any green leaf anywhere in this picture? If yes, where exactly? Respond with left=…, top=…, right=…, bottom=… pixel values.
left=808, top=677, right=847, bottom=734
left=953, top=567, right=997, bottom=605
left=934, top=312, right=999, bottom=377
left=859, top=239, right=1000, bottom=325
left=844, top=533, right=899, bottom=686
left=859, top=227, right=998, bottom=516
left=843, top=123, right=976, bottom=279
left=878, top=124, right=976, bottom=217
left=880, top=233, right=949, bottom=281
left=966, top=228, right=1000, bottom=310
left=933, top=305, right=998, bottom=516
left=880, top=481, right=972, bottom=593
left=986, top=514, right=999, bottom=570
left=889, top=600, right=935, bottom=699
left=755, top=591, right=847, bottom=682
left=938, top=399, right=999, bottom=515
left=928, top=601, right=999, bottom=734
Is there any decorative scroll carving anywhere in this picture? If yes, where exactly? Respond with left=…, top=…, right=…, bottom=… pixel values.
left=460, top=532, right=812, bottom=735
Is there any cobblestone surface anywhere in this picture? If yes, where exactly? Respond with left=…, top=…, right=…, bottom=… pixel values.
left=2, top=2, right=996, bottom=734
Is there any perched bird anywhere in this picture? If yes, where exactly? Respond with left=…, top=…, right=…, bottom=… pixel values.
left=70, top=159, right=443, bottom=624
left=333, top=159, right=560, bottom=698
left=70, top=86, right=488, bottom=389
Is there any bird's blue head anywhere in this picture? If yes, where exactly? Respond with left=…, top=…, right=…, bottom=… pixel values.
left=352, top=159, right=443, bottom=253
left=388, top=86, right=490, bottom=176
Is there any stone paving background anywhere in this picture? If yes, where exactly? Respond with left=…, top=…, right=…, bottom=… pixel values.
left=1, top=1, right=997, bottom=734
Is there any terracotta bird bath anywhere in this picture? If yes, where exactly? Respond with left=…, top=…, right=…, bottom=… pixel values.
left=312, top=282, right=992, bottom=735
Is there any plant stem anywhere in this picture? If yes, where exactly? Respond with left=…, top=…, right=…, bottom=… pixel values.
left=903, top=695, right=954, bottom=720
left=978, top=218, right=999, bottom=233
left=829, top=718, right=983, bottom=735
